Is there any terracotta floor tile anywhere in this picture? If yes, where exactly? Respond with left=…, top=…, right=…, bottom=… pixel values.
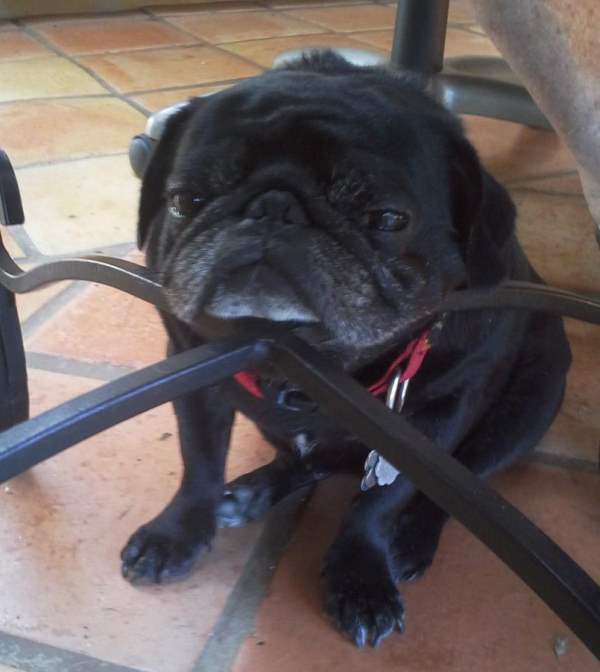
left=349, top=29, right=392, bottom=52
left=267, top=0, right=366, bottom=7
left=539, top=319, right=600, bottom=466
left=0, top=30, right=52, bottom=61
left=26, top=281, right=166, bottom=368
left=166, top=10, right=326, bottom=44
left=30, top=15, right=197, bottom=55
left=0, top=368, right=273, bottom=671
left=508, top=188, right=600, bottom=465
left=353, top=26, right=500, bottom=59
left=17, top=155, right=138, bottom=256
left=15, top=276, right=71, bottom=324
left=512, top=191, right=599, bottom=291
left=0, top=56, right=106, bottom=102
left=510, top=173, right=584, bottom=197
left=463, top=116, right=577, bottom=182
left=131, top=83, right=230, bottom=112
left=23, top=10, right=147, bottom=25
left=283, top=4, right=396, bottom=32
left=222, top=33, right=376, bottom=68
left=0, top=98, right=145, bottom=167
left=233, top=466, right=599, bottom=671
left=444, top=26, right=501, bottom=58
left=78, top=45, right=261, bottom=93
left=448, top=0, right=476, bottom=24
left=150, top=2, right=264, bottom=15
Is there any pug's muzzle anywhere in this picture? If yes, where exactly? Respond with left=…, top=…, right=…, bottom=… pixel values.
left=190, top=189, right=319, bottom=325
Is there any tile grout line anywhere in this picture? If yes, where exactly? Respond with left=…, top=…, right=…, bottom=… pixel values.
left=0, top=630, right=146, bottom=672
left=141, top=10, right=270, bottom=74
left=504, top=168, right=579, bottom=185
left=26, top=351, right=136, bottom=381
left=0, top=92, right=113, bottom=107
left=193, top=487, right=314, bottom=672
left=526, top=451, right=599, bottom=474
left=124, top=76, right=249, bottom=96
left=14, top=149, right=129, bottom=171
left=16, top=19, right=152, bottom=118
left=20, top=281, right=86, bottom=341
left=509, top=187, right=585, bottom=200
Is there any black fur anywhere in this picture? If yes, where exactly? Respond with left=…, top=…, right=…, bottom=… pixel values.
left=121, top=52, right=571, bottom=648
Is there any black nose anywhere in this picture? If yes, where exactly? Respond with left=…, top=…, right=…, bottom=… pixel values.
left=246, top=190, right=307, bottom=226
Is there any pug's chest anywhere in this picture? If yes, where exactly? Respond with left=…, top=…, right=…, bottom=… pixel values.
left=221, top=377, right=350, bottom=446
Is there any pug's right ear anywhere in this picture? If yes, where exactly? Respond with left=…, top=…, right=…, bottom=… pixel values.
left=137, top=103, right=194, bottom=250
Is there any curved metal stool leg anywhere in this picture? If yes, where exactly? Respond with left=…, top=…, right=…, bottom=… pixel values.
left=0, top=151, right=28, bottom=431
left=0, top=284, right=28, bottom=432
left=432, top=58, right=552, bottom=130
left=272, top=0, right=552, bottom=131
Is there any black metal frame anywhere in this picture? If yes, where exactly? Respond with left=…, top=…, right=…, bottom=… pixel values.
left=391, top=0, right=552, bottom=130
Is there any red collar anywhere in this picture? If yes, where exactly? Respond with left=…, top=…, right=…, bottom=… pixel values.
left=233, top=329, right=432, bottom=401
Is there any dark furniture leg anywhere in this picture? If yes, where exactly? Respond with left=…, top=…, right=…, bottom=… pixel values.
left=0, top=151, right=28, bottom=432
left=392, top=0, right=552, bottom=129
left=273, top=0, right=552, bottom=131
left=0, top=284, right=28, bottom=432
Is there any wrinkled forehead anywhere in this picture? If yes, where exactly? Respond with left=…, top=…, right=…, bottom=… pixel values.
left=182, top=71, right=427, bottom=155
left=171, top=70, right=451, bottom=194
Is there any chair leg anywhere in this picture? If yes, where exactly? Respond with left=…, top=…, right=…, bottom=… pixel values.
left=390, top=0, right=449, bottom=73
left=0, top=283, right=28, bottom=432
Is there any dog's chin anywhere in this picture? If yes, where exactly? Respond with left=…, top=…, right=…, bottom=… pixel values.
left=203, top=265, right=319, bottom=324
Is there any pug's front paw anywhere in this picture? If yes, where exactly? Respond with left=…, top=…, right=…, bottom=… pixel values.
left=322, top=543, right=405, bottom=648
left=121, top=512, right=214, bottom=584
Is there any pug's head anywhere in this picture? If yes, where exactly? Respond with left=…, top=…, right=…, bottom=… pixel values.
left=138, top=51, right=516, bottom=370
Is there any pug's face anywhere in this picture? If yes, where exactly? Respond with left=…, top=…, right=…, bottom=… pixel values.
left=139, top=53, right=514, bottom=370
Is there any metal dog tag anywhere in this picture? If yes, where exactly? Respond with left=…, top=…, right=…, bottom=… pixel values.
left=361, top=371, right=409, bottom=491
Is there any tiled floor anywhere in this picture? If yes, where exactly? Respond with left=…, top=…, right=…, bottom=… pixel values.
left=0, top=1, right=598, bottom=671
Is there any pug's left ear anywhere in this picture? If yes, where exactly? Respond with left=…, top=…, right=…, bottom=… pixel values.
left=137, top=102, right=195, bottom=250
left=451, top=136, right=516, bottom=287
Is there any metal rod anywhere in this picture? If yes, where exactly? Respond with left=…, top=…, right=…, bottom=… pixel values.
left=2, top=235, right=599, bottom=326
left=1, top=331, right=597, bottom=657
left=391, top=0, right=449, bottom=73
left=0, top=337, right=267, bottom=483
left=270, top=336, right=600, bottom=659
left=439, top=281, right=600, bottom=324
left=0, top=238, right=169, bottom=313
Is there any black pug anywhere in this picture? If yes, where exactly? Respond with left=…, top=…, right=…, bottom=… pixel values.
left=121, top=52, right=571, bottom=648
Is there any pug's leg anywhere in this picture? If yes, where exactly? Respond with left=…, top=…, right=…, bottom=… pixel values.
left=390, top=313, right=569, bottom=585
left=217, top=438, right=367, bottom=527
left=322, top=479, right=417, bottom=648
left=324, top=314, right=569, bottom=648
left=121, top=387, right=234, bottom=583
left=217, top=454, right=317, bottom=528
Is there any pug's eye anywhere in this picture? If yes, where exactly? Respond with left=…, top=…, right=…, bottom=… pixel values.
left=168, top=192, right=204, bottom=219
left=368, top=209, right=411, bottom=232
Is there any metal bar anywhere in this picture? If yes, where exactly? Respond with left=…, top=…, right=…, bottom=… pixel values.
left=3, top=232, right=600, bottom=326
left=433, top=71, right=553, bottom=131
left=0, top=284, right=28, bottom=431
left=0, top=337, right=267, bottom=483
left=269, top=336, right=600, bottom=659
left=439, top=281, right=600, bottom=324
left=0, top=242, right=169, bottom=313
left=2, top=330, right=597, bottom=656
left=390, top=0, right=449, bottom=73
